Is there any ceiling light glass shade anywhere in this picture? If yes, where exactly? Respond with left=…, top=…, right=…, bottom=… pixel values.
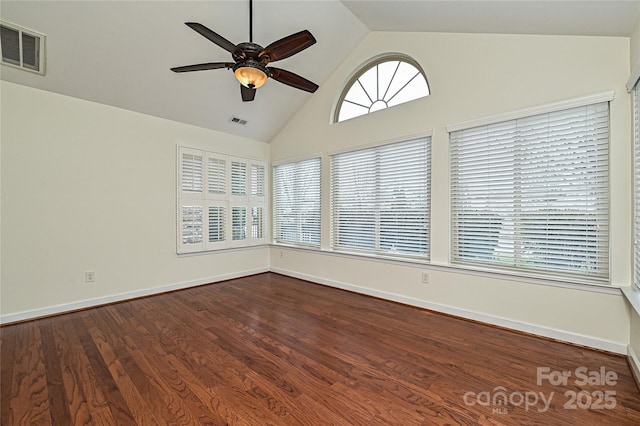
left=234, top=65, right=268, bottom=89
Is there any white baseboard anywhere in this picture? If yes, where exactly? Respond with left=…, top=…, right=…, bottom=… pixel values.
left=628, top=345, right=640, bottom=388
left=0, top=267, right=269, bottom=325
left=271, top=267, right=627, bottom=355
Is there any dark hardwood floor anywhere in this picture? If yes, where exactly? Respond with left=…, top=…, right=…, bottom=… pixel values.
left=2, top=272, right=639, bottom=425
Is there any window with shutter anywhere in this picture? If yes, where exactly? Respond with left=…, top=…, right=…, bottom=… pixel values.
left=208, top=158, right=226, bottom=195
left=273, top=157, right=321, bottom=247
left=231, top=161, right=247, bottom=196
left=177, top=147, right=267, bottom=253
left=330, top=137, right=430, bottom=258
left=232, top=207, right=247, bottom=241
left=251, top=164, right=265, bottom=197
left=450, top=100, right=610, bottom=283
left=180, top=204, right=203, bottom=245
left=180, top=151, right=203, bottom=194
left=208, top=206, right=226, bottom=243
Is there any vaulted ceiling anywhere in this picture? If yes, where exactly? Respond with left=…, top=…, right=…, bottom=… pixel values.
left=2, top=1, right=638, bottom=142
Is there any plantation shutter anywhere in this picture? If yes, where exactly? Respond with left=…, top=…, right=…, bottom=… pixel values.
left=178, top=147, right=266, bottom=253
left=450, top=102, right=610, bottom=283
left=273, top=157, right=321, bottom=246
left=331, top=137, right=430, bottom=258
left=634, top=83, right=640, bottom=289
left=251, top=164, right=266, bottom=197
left=231, top=161, right=247, bottom=196
left=180, top=150, right=203, bottom=195
left=249, top=163, right=267, bottom=244
left=208, top=157, right=226, bottom=195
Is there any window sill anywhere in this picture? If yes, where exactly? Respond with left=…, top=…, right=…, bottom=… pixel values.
left=270, top=244, right=621, bottom=296
left=622, top=286, right=640, bottom=317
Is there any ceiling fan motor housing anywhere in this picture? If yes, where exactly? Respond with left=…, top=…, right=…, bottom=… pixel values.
left=233, top=42, right=263, bottom=61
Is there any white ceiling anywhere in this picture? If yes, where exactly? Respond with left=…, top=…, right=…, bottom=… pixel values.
left=1, top=1, right=638, bottom=142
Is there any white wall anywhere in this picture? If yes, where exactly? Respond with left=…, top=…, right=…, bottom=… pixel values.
left=1, top=81, right=270, bottom=322
left=632, top=16, right=640, bottom=68
left=628, top=12, right=640, bottom=377
left=270, top=31, right=632, bottom=352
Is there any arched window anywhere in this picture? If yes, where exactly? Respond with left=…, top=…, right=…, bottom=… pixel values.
left=334, top=54, right=430, bottom=123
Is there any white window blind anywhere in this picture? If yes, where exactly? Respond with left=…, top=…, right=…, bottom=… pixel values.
left=177, top=147, right=267, bottom=253
left=273, top=157, right=321, bottom=246
left=450, top=102, right=610, bottom=283
left=634, top=82, right=640, bottom=289
left=331, top=137, right=430, bottom=258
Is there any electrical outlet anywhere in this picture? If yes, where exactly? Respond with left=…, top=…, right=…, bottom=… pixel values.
left=85, top=271, right=95, bottom=283
left=421, top=272, right=430, bottom=284
left=280, top=250, right=284, bottom=258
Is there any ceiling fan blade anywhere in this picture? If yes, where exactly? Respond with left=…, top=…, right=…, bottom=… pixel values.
left=269, top=67, right=318, bottom=93
left=241, top=84, right=256, bottom=102
left=185, top=22, right=244, bottom=58
left=259, top=30, right=316, bottom=63
left=170, top=62, right=233, bottom=73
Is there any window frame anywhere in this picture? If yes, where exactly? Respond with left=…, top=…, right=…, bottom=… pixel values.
left=333, top=53, right=430, bottom=123
left=272, top=156, right=322, bottom=248
left=634, top=81, right=640, bottom=290
left=177, top=146, right=267, bottom=254
left=447, top=92, right=613, bottom=285
left=329, top=133, right=431, bottom=260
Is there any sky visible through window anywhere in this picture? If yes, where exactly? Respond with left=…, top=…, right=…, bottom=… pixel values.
left=337, top=59, right=429, bottom=122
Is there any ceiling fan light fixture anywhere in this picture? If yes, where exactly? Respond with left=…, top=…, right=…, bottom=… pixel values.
left=234, top=62, right=268, bottom=88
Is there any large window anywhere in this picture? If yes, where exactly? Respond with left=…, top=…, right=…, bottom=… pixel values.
left=177, top=147, right=267, bottom=253
left=334, top=54, right=429, bottom=123
left=273, top=158, right=321, bottom=247
left=449, top=99, right=610, bottom=283
left=634, top=82, right=640, bottom=289
left=331, top=136, right=431, bottom=258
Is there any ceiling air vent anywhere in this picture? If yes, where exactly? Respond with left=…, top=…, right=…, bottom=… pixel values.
left=229, top=116, right=248, bottom=126
left=0, top=20, right=45, bottom=75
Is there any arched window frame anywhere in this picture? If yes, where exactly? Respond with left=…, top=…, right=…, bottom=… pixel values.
left=333, top=53, right=430, bottom=123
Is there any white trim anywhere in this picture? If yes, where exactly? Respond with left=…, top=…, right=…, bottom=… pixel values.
left=271, top=244, right=621, bottom=295
left=331, top=52, right=430, bottom=125
left=270, top=266, right=627, bottom=354
left=627, top=60, right=640, bottom=92
left=0, top=267, right=269, bottom=325
left=622, top=286, right=640, bottom=317
left=271, top=152, right=323, bottom=167
left=446, top=91, right=615, bottom=133
left=327, top=130, right=433, bottom=156
left=628, top=345, right=640, bottom=389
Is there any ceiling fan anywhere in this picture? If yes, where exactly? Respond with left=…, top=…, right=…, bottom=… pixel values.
left=170, top=0, right=319, bottom=102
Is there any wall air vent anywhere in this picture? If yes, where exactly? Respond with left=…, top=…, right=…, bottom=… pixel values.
left=0, top=20, right=45, bottom=75
left=229, top=116, right=248, bottom=126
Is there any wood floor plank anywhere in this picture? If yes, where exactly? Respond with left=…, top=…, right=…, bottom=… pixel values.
left=39, top=319, right=74, bottom=425
left=0, top=325, right=18, bottom=424
left=7, top=322, right=52, bottom=425
left=82, top=309, right=161, bottom=425
left=1, top=272, right=640, bottom=425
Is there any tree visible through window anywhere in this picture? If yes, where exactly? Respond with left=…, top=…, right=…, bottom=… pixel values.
left=335, top=55, right=429, bottom=123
